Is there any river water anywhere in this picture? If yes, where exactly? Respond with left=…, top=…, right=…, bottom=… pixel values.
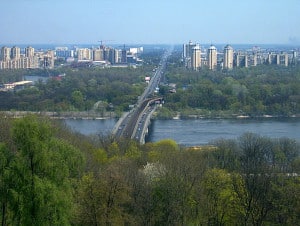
left=64, top=118, right=300, bottom=146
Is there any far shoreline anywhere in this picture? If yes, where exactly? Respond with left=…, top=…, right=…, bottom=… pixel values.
left=1, top=110, right=299, bottom=120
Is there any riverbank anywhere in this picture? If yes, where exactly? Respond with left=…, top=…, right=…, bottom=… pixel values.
left=155, top=109, right=300, bottom=120
left=2, top=110, right=300, bottom=120
left=178, top=113, right=300, bottom=120
left=0, top=111, right=116, bottom=120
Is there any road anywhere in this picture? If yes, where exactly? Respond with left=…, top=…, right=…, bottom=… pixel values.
left=113, top=47, right=173, bottom=142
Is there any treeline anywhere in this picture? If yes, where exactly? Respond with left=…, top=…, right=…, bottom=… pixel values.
left=0, top=66, right=150, bottom=113
left=1, top=115, right=300, bottom=225
left=159, top=64, right=300, bottom=118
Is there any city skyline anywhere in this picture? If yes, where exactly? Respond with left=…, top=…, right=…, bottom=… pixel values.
left=1, top=0, right=300, bottom=45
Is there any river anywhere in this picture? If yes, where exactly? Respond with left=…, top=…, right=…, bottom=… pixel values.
left=64, top=118, right=300, bottom=146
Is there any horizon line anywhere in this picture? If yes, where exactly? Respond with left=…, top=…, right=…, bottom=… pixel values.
left=0, top=42, right=299, bottom=46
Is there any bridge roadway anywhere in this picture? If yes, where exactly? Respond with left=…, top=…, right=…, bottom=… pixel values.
left=114, top=97, right=162, bottom=143
left=113, top=47, right=172, bottom=143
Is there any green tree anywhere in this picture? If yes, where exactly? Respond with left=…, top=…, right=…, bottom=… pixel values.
left=201, top=169, right=240, bottom=225
left=0, top=143, right=14, bottom=226
left=71, top=90, right=85, bottom=110
left=269, top=176, right=300, bottom=225
left=11, top=115, right=84, bottom=225
left=234, top=133, right=274, bottom=226
left=75, top=160, right=132, bottom=226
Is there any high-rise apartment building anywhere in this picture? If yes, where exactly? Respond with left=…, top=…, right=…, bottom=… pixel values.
left=77, top=48, right=92, bottom=61
left=223, top=45, right=233, bottom=69
left=183, top=41, right=197, bottom=58
left=235, top=53, right=248, bottom=67
left=0, top=45, right=55, bottom=69
left=55, top=47, right=74, bottom=59
left=191, top=44, right=201, bottom=70
left=121, top=49, right=127, bottom=63
left=93, top=49, right=104, bottom=61
left=11, top=46, right=21, bottom=59
left=279, top=54, right=288, bottom=66
left=42, top=50, right=55, bottom=68
left=1, top=47, right=11, bottom=61
left=208, top=45, right=217, bottom=70
left=268, top=53, right=288, bottom=66
left=292, top=50, right=297, bottom=65
left=109, top=49, right=121, bottom=64
left=183, top=41, right=197, bottom=68
left=25, top=46, right=35, bottom=58
left=251, top=54, right=258, bottom=66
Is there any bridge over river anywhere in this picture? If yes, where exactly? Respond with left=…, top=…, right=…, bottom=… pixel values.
left=112, top=47, right=172, bottom=143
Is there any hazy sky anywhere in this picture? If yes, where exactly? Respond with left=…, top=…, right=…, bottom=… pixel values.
left=1, top=0, right=300, bottom=45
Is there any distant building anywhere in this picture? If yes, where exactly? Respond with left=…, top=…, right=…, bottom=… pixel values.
left=191, top=44, right=201, bottom=70
left=208, top=45, right=217, bottom=70
left=183, top=40, right=196, bottom=58
left=223, top=45, right=234, bottom=69
left=25, top=46, right=35, bottom=58
left=268, top=53, right=288, bottom=66
left=235, top=52, right=248, bottom=67
left=77, top=48, right=92, bottom=61
left=55, top=47, right=74, bottom=59
left=42, top=50, right=55, bottom=68
left=0, top=45, right=55, bottom=70
left=249, top=53, right=258, bottom=66
left=11, top=46, right=21, bottom=60
left=103, top=47, right=111, bottom=61
left=183, top=40, right=197, bottom=68
left=108, top=48, right=118, bottom=64
left=183, top=41, right=297, bottom=71
left=1, top=47, right=11, bottom=61
left=92, top=48, right=104, bottom=61
left=292, top=50, right=297, bottom=65
left=1, top=44, right=143, bottom=69
left=129, top=47, right=143, bottom=55
left=121, top=49, right=127, bottom=63
left=279, top=54, right=288, bottom=66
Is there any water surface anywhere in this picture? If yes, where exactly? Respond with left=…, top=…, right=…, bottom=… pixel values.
left=64, top=118, right=300, bottom=146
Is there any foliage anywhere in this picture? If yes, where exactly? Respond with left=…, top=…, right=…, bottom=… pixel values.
left=0, top=115, right=84, bottom=225
left=0, top=67, right=148, bottom=112
left=0, top=115, right=300, bottom=225
left=160, top=63, right=300, bottom=117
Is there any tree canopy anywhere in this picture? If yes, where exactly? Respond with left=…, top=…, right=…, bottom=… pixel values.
left=0, top=115, right=299, bottom=225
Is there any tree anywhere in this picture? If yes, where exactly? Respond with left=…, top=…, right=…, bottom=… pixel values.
left=75, top=159, right=132, bottom=226
left=141, top=149, right=208, bottom=225
left=148, top=139, right=179, bottom=161
left=201, top=169, right=240, bottom=225
left=10, top=115, right=84, bottom=225
left=71, top=90, right=85, bottom=110
left=234, top=133, right=274, bottom=226
left=269, top=176, right=300, bottom=225
left=0, top=143, right=14, bottom=226
left=213, top=139, right=240, bottom=171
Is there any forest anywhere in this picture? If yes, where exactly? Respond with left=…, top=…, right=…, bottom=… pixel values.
left=0, top=114, right=299, bottom=225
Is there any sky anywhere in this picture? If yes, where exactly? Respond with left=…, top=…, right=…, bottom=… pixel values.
left=1, top=0, right=300, bottom=45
